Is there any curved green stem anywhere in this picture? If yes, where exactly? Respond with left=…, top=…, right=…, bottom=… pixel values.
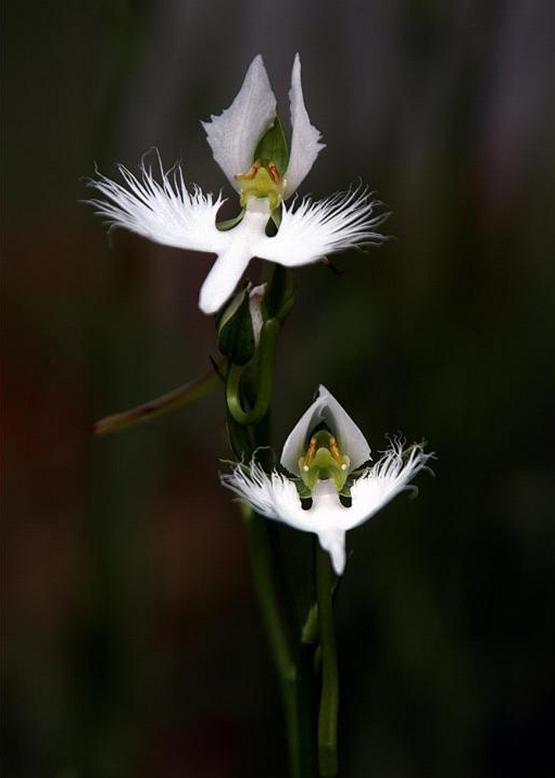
left=316, top=546, right=339, bottom=777
left=226, top=319, right=280, bottom=425
left=94, top=359, right=225, bottom=436
left=240, top=504, right=313, bottom=778
left=226, top=265, right=314, bottom=776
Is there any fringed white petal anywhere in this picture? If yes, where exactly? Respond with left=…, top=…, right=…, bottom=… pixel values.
left=198, top=198, right=271, bottom=314
left=280, top=385, right=371, bottom=475
left=201, top=55, right=277, bottom=188
left=221, top=462, right=308, bottom=530
left=344, top=440, right=433, bottom=530
left=254, top=186, right=387, bottom=268
left=87, top=157, right=227, bottom=254
left=284, top=53, right=325, bottom=198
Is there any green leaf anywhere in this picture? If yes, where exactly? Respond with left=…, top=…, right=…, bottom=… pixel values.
left=253, top=114, right=289, bottom=175
left=217, top=287, right=255, bottom=366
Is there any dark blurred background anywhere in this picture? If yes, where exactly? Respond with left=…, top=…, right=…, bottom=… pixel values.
left=3, top=1, right=555, bottom=776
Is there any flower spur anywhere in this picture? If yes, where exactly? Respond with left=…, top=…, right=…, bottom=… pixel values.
left=87, top=54, right=387, bottom=315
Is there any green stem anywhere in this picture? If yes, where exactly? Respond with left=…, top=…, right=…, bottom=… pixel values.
left=226, top=319, right=280, bottom=425
left=316, top=546, right=339, bottom=777
left=94, top=359, right=225, bottom=436
left=226, top=265, right=314, bottom=776
left=241, top=505, right=313, bottom=778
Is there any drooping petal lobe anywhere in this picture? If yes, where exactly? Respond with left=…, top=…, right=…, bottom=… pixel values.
left=198, top=245, right=252, bottom=315
left=284, top=54, right=325, bottom=198
left=202, top=55, right=277, bottom=188
left=280, top=385, right=371, bottom=474
left=318, top=527, right=347, bottom=576
left=198, top=198, right=272, bottom=314
left=87, top=157, right=227, bottom=254
left=254, top=186, right=387, bottom=268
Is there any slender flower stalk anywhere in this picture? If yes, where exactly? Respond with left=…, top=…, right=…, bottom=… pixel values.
left=224, top=266, right=316, bottom=778
left=316, top=545, right=339, bottom=777
left=240, top=503, right=313, bottom=778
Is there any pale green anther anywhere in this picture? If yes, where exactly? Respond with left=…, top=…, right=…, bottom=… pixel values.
left=298, top=430, right=351, bottom=494
left=235, top=164, right=285, bottom=210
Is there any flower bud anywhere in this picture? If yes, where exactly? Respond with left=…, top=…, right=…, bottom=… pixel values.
left=216, top=283, right=267, bottom=365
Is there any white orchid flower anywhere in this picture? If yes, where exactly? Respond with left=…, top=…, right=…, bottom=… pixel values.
left=222, top=386, right=431, bottom=575
left=87, top=54, right=386, bottom=316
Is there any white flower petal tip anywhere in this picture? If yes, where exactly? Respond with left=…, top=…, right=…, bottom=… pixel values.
left=280, top=385, right=371, bottom=474
left=254, top=185, right=389, bottom=268
left=86, top=154, right=227, bottom=255
left=198, top=246, right=251, bottom=315
left=197, top=197, right=272, bottom=315
left=347, top=439, right=434, bottom=530
left=202, top=54, right=277, bottom=188
left=221, top=439, right=432, bottom=576
left=318, top=528, right=347, bottom=575
left=284, top=53, right=326, bottom=198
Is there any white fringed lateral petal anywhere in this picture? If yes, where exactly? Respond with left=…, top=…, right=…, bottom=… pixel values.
left=87, top=159, right=227, bottom=254
left=254, top=186, right=388, bottom=267
left=343, top=440, right=433, bottom=530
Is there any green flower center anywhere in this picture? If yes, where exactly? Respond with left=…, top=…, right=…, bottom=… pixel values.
left=235, top=161, right=284, bottom=210
left=298, top=429, right=351, bottom=493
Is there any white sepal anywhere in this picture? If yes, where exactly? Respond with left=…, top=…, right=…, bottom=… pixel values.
left=201, top=55, right=277, bottom=189
left=280, top=385, right=371, bottom=475
left=254, top=186, right=387, bottom=268
left=284, top=53, right=325, bottom=198
left=86, top=158, right=227, bottom=254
